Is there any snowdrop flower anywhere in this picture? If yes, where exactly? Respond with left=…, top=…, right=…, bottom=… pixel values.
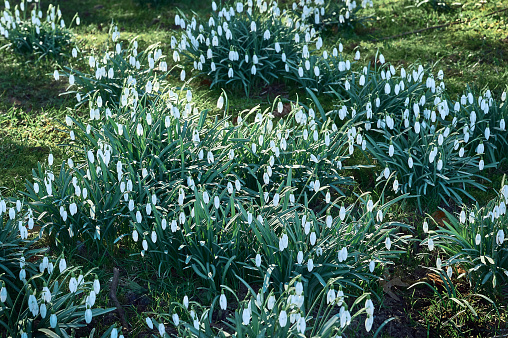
left=385, top=236, right=392, bottom=250
left=297, top=251, right=304, bottom=264
left=388, top=144, right=394, bottom=157
left=146, top=317, right=154, bottom=329
left=220, top=293, right=227, bottom=310
left=279, top=233, right=288, bottom=251
left=50, top=314, right=58, bottom=328
left=369, top=260, right=376, bottom=273
left=338, top=247, right=348, bottom=262
left=279, top=310, right=288, bottom=327
left=242, top=307, right=251, bottom=325
left=459, top=210, right=466, bottom=223
left=69, top=276, right=78, bottom=293
left=436, top=257, right=442, bottom=270
left=366, top=199, right=375, bottom=213
left=217, top=95, right=224, bottom=109
left=428, top=237, right=434, bottom=251
left=255, top=253, right=262, bottom=267
left=383, top=167, right=390, bottom=179
left=307, top=258, right=314, bottom=271
left=338, top=206, right=346, bottom=221
left=475, top=234, right=481, bottom=245
left=496, top=229, right=505, bottom=245
left=85, top=308, right=93, bottom=324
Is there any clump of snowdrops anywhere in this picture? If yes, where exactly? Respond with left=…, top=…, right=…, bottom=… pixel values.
left=296, top=0, right=374, bottom=31
left=0, top=0, right=79, bottom=61
left=57, top=27, right=169, bottom=108
left=25, top=87, right=359, bottom=248
left=426, top=181, right=508, bottom=291
left=145, top=274, right=377, bottom=337
left=0, top=198, right=113, bottom=337
left=172, top=0, right=323, bottom=96
left=322, top=54, right=503, bottom=210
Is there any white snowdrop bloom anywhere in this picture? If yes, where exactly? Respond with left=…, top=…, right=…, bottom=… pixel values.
left=383, top=167, right=390, bottom=179
left=314, top=66, right=320, bottom=77
left=388, top=144, right=394, bottom=157
left=376, top=210, right=383, bottom=223
left=485, top=127, right=491, bottom=140
left=479, top=159, right=484, bottom=171
left=157, top=323, right=165, bottom=336
left=477, top=143, right=484, bottom=154
left=132, top=229, right=139, bottom=242
left=263, top=172, right=269, bottom=185
left=428, top=237, right=434, bottom=251
left=69, top=276, right=78, bottom=293
left=297, top=250, right=304, bottom=264
left=85, top=308, right=93, bottom=324
left=151, top=231, right=157, bottom=243
left=273, top=193, right=280, bottom=207
left=207, top=151, right=214, bottom=163
left=50, top=314, right=58, bottom=328
left=423, top=220, right=429, bottom=233
left=142, top=239, right=148, bottom=251
left=314, top=179, right=321, bottom=192
left=170, top=312, right=180, bottom=327
left=278, top=310, right=288, bottom=327
left=475, top=234, right=481, bottom=245
left=279, top=233, right=288, bottom=251
left=298, top=67, right=304, bottom=78
left=217, top=95, right=224, bottom=109
left=354, top=50, right=360, bottom=60
left=369, top=260, right=376, bottom=273
left=255, top=253, right=262, bottom=267
left=146, top=317, right=154, bottom=329
left=496, top=229, right=505, bottom=245
left=459, top=147, right=465, bottom=157
left=307, top=258, right=314, bottom=271
left=214, top=196, right=220, bottom=209
left=310, top=232, right=317, bottom=245
left=385, top=236, right=392, bottom=250
left=436, top=257, right=442, bottom=270
left=40, top=304, right=47, bottom=318
left=220, top=293, right=227, bottom=310
left=295, top=281, right=304, bottom=296
left=459, top=210, right=466, bottom=223
left=446, top=266, right=453, bottom=279
left=171, top=220, right=178, bottom=232
left=367, top=199, right=374, bottom=212
left=59, top=257, right=67, bottom=273
left=437, top=159, right=443, bottom=171
left=242, top=307, right=251, bottom=325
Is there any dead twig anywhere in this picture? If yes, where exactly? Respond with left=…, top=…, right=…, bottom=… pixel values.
left=110, top=267, right=129, bottom=329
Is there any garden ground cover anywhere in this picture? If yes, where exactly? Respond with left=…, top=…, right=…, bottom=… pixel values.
left=1, top=0, right=508, bottom=337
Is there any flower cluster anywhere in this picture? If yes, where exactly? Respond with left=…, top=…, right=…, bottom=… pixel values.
left=0, top=0, right=79, bottom=60
left=0, top=199, right=113, bottom=337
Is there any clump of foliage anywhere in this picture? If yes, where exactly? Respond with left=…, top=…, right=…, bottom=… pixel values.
left=0, top=0, right=79, bottom=61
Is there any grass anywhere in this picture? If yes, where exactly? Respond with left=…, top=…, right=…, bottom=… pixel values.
left=1, top=0, right=507, bottom=336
